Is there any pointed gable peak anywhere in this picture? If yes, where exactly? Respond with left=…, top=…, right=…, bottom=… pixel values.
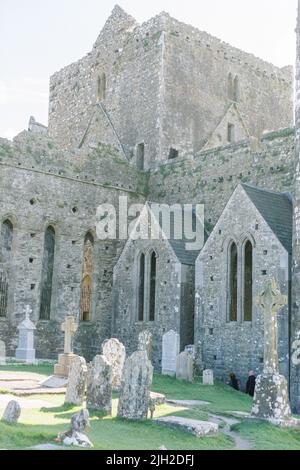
left=94, top=4, right=137, bottom=48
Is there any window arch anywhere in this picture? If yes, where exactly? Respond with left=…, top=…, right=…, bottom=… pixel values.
left=97, top=73, right=106, bottom=101
left=0, top=219, right=13, bottom=318
left=229, top=241, right=238, bottom=322
left=138, top=253, right=145, bottom=322
left=228, top=73, right=234, bottom=100
left=233, top=75, right=240, bottom=102
left=149, top=251, right=157, bottom=322
left=243, top=240, right=253, bottom=321
left=39, top=226, right=55, bottom=320
left=80, top=232, right=94, bottom=322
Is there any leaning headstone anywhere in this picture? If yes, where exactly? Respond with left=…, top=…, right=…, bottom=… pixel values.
left=15, top=306, right=36, bottom=364
left=58, top=409, right=93, bottom=448
left=203, top=369, right=214, bottom=385
left=162, top=330, right=180, bottom=376
left=176, top=351, right=194, bottom=382
left=65, top=356, right=87, bottom=406
left=1, top=400, right=21, bottom=423
left=54, top=315, right=78, bottom=377
left=117, top=350, right=153, bottom=420
left=0, top=340, right=6, bottom=365
left=102, top=338, right=126, bottom=390
left=138, top=330, right=153, bottom=360
left=87, top=355, right=112, bottom=415
left=251, top=279, right=294, bottom=426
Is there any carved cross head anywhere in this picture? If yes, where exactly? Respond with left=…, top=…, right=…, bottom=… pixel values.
left=255, top=278, right=287, bottom=314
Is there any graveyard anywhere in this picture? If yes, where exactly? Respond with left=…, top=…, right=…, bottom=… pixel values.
left=1, top=363, right=300, bottom=450
left=1, top=287, right=300, bottom=451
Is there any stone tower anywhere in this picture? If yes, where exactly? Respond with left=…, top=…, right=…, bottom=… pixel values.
left=291, top=0, right=300, bottom=414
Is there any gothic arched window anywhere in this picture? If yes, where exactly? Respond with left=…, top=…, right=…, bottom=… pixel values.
left=39, top=226, right=55, bottom=320
left=97, top=73, right=106, bottom=101
left=138, top=253, right=145, bottom=322
left=228, top=73, right=233, bottom=100
left=149, top=251, right=157, bottom=322
left=233, top=75, right=240, bottom=102
left=229, top=242, right=238, bottom=322
left=0, top=220, right=13, bottom=318
left=243, top=240, right=253, bottom=322
left=80, top=233, right=94, bottom=322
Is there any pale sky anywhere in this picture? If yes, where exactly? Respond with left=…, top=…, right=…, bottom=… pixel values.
left=0, top=0, right=298, bottom=139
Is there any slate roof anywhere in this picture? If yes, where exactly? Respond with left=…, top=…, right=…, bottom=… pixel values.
left=241, top=184, right=293, bottom=254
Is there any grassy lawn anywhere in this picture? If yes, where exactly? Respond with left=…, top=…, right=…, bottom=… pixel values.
left=0, top=364, right=300, bottom=450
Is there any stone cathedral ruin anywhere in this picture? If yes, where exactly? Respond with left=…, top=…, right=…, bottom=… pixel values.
left=1, top=4, right=300, bottom=413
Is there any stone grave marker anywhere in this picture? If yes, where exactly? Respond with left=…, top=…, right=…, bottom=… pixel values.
left=0, top=340, right=6, bottom=365
left=65, top=356, right=87, bottom=406
left=203, top=369, right=214, bottom=385
left=15, top=306, right=36, bottom=364
left=138, top=330, right=153, bottom=360
left=162, top=330, right=180, bottom=376
left=102, top=338, right=126, bottom=390
left=1, top=400, right=21, bottom=423
left=117, top=350, right=153, bottom=420
left=87, top=355, right=112, bottom=415
left=176, top=351, right=194, bottom=382
left=54, top=315, right=78, bottom=377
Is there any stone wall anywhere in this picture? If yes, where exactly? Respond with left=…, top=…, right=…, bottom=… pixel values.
left=149, top=129, right=295, bottom=229
left=195, top=186, right=290, bottom=390
left=113, top=237, right=195, bottom=371
left=0, top=133, right=147, bottom=361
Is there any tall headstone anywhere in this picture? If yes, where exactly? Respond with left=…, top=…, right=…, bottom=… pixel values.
left=0, top=340, right=6, bottom=365
left=65, top=356, right=87, bottom=406
left=15, top=306, right=36, bottom=364
left=138, top=330, right=153, bottom=360
left=251, top=279, right=293, bottom=425
left=162, top=330, right=180, bottom=376
left=291, top=0, right=300, bottom=414
left=87, top=355, right=112, bottom=414
left=54, top=315, right=78, bottom=377
left=176, top=351, right=194, bottom=382
left=203, top=369, right=214, bottom=385
left=102, top=338, right=126, bottom=390
left=117, top=350, right=153, bottom=420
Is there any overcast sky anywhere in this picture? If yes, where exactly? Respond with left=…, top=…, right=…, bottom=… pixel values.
left=0, top=0, right=298, bottom=139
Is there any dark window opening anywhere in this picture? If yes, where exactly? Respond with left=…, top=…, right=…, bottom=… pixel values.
left=136, top=143, right=145, bottom=171
left=168, top=148, right=179, bottom=160
left=138, top=254, right=145, bottom=322
left=229, top=242, right=238, bottom=322
left=227, top=123, right=235, bottom=143
left=244, top=240, right=253, bottom=322
left=39, top=226, right=55, bottom=320
left=149, top=252, right=157, bottom=322
left=233, top=76, right=240, bottom=102
left=97, top=73, right=106, bottom=101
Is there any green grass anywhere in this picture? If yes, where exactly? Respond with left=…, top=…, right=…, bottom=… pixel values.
left=232, top=421, right=300, bottom=450
left=0, top=365, right=300, bottom=450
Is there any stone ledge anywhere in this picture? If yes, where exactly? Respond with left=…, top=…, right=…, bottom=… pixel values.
left=154, top=416, right=218, bottom=437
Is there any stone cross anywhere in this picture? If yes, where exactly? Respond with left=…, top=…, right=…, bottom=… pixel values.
left=62, top=316, right=78, bottom=354
left=255, top=278, right=287, bottom=374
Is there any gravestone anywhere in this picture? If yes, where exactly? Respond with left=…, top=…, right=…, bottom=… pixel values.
left=102, top=338, right=126, bottom=390
left=0, top=340, right=6, bottom=365
left=251, top=279, right=293, bottom=426
left=138, top=330, right=153, bottom=360
left=203, top=369, right=214, bottom=385
left=58, top=409, right=93, bottom=448
left=87, top=355, right=112, bottom=415
left=117, top=350, right=153, bottom=420
left=1, top=400, right=21, bottom=423
left=54, top=315, right=78, bottom=377
left=176, top=351, right=194, bottom=382
left=162, top=330, right=180, bottom=376
left=15, top=306, right=36, bottom=364
left=65, top=356, right=87, bottom=406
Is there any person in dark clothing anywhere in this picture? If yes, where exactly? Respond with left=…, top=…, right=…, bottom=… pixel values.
left=246, top=371, right=256, bottom=397
left=229, top=373, right=239, bottom=391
